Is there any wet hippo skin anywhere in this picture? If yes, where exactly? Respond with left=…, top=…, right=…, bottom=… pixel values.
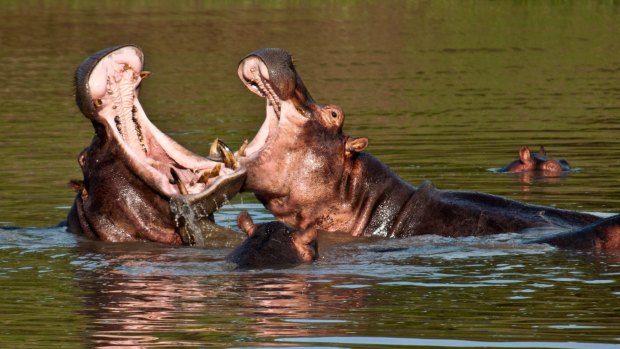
left=233, top=48, right=620, bottom=259
left=67, top=45, right=245, bottom=245
left=225, top=211, right=317, bottom=269
left=226, top=211, right=369, bottom=269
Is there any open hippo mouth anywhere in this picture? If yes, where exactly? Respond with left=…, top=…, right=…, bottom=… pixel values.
left=235, top=48, right=360, bottom=233
left=76, top=45, right=244, bottom=196
left=236, top=48, right=316, bottom=164
left=71, top=45, right=246, bottom=244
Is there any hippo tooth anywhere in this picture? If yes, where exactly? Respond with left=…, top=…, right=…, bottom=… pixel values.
left=139, top=71, right=151, bottom=79
left=170, top=168, right=188, bottom=195
left=211, top=162, right=222, bottom=177
left=93, top=99, right=103, bottom=108
left=209, top=138, right=220, bottom=157
left=199, top=163, right=221, bottom=183
left=219, top=143, right=238, bottom=169
left=238, top=139, right=248, bottom=157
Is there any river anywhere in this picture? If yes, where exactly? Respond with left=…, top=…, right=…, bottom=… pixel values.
left=1, top=1, right=619, bottom=348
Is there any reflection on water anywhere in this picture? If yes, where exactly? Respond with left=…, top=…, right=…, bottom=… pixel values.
left=487, top=168, right=574, bottom=193
left=278, top=336, right=620, bottom=348
left=1, top=1, right=620, bottom=348
left=2, top=218, right=619, bottom=347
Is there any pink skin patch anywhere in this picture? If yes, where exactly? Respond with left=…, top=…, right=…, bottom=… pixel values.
left=237, top=57, right=278, bottom=158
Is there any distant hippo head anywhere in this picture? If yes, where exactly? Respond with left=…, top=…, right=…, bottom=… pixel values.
left=499, top=146, right=571, bottom=174
left=236, top=48, right=368, bottom=231
left=67, top=45, right=246, bottom=244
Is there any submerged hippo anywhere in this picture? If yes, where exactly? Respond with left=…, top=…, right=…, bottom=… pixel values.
left=230, top=48, right=620, bottom=263
left=67, top=45, right=245, bottom=245
left=227, top=211, right=374, bottom=269
left=498, top=145, right=571, bottom=173
left=226, top=211, right=317, bottom=268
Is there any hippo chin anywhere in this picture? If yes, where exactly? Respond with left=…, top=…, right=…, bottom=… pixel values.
left=498, top=145, right=571, bottom=173
left=234, top=48, right=620, bottom=262
left=67, top=45, right=246, bottom=245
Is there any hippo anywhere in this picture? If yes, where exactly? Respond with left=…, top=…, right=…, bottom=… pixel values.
left=67, top=45, right=246, bottom=246
left=231, top=48, right=620, bottom=264
left=227, top=211, right=374, bottom=269
left=498, top=145, right=571, bottom=173
left=225, top=211, right=317, bottom=268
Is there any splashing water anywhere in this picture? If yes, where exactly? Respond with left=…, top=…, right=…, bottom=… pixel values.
left=170, top=195, right=243, bottom=248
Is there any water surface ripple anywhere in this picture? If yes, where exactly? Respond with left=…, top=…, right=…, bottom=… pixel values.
left=1, top=1, right=620, bottom=348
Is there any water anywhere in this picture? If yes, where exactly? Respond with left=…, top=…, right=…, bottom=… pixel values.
left=1, top=1, right=620, bottom=347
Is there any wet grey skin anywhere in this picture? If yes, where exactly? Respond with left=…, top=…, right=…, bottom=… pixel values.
left=232, top=48, right=620, bottom=266
left=67, top=45, right=245, bottom=246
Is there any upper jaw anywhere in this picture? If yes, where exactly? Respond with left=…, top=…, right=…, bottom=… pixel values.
left=238, top=48, right=315, bottom=116
left=237, top=48, right=318, bottom=160
left=75, top=45, right=245, bottom=199
left=237, top=55, right=283, bottom=118
left=75, top=45, right=141, bottom=120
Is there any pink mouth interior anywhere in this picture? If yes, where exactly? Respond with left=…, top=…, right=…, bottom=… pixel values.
left=237, top=56, right=283, bottom=160
left=87, top=46, right=235, bottom=197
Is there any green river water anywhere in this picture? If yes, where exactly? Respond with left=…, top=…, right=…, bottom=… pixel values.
left=1, top=1, right=619, bottom=348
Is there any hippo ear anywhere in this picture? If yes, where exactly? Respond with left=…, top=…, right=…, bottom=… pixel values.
left=519, top=146, right=532, bottom=163
left=345, top=137, right=369, bottom=157
left=538, top=145, right=547, bottom=156
left=237, top=211, right=257, bottom=237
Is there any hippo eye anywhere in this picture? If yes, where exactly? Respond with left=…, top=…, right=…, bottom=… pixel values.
left=331, top=111, right=338, bottom=118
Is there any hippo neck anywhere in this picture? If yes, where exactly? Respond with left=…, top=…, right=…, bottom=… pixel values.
left=338, top=153, right=600, bottom=239
left=337, top=152, right=416, bottom=237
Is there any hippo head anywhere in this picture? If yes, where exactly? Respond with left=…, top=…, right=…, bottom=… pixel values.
left=67, top=45, right=246, bottom=244
left=225, top=211, right=317, bottom=268
left=499, top=146, right=571, bottom=174
left=236, top=48, right=368, bottom=230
